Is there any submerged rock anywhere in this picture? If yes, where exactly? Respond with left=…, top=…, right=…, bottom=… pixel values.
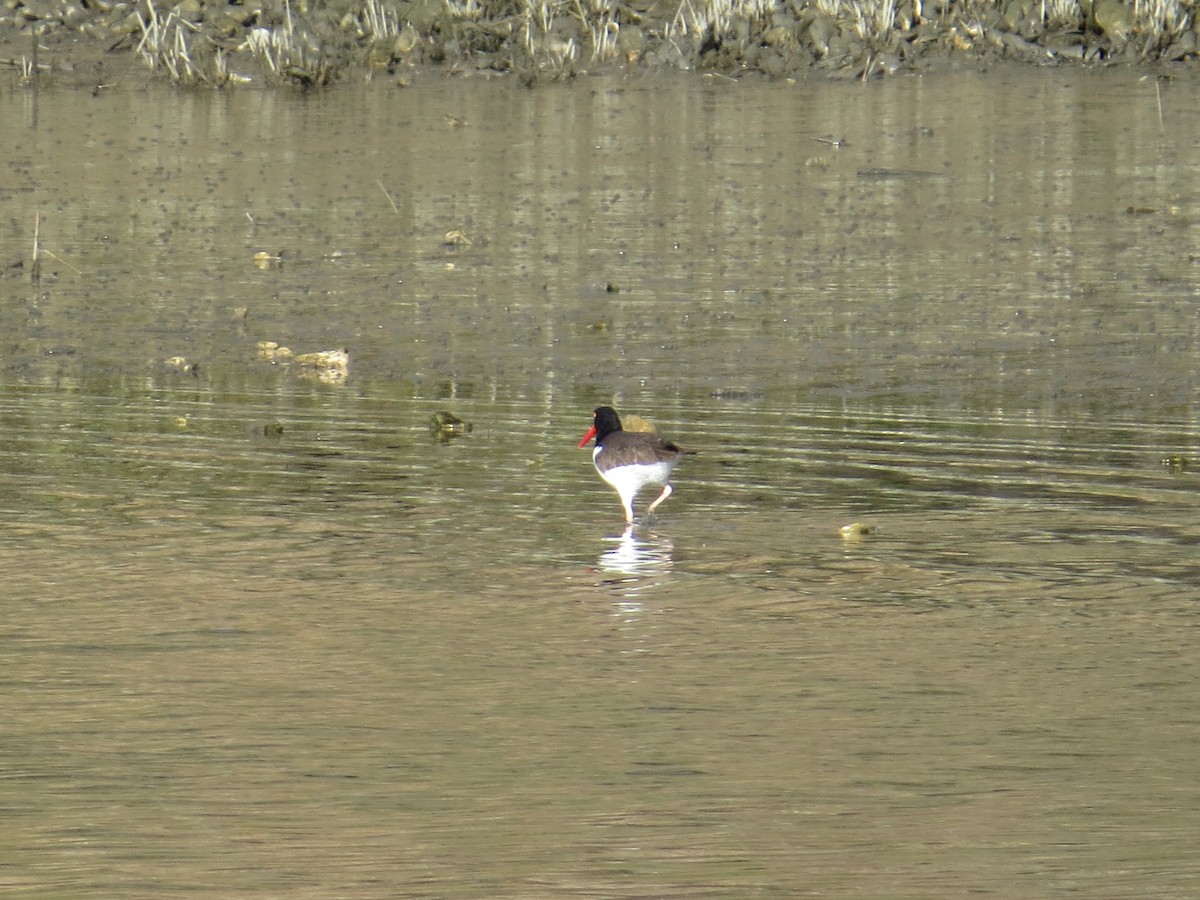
left=621, top=414, right=657, bottom=434
left=163, top=356, right=200, bottom=375
left=430, top=410, right=473, bottom=438
left=249, top=421, right=286, bottom=438
left=256, top=341, right=293, bottom=363
left=840, top=522, right=872, bottom=539
left=292, top=348, right=349, bottom=383
left=256, top=342, right=348, bottom=383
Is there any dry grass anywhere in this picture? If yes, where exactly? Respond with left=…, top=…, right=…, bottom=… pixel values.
left=671, top=0, right=775, bottom=42
left=135, top=0, right=231, bottom=85
left=361, top=0, right=402, bottom=40
left=130, top=0, right=1198, bottom=85
left=239, top=0, right=338, bottom=86
left=1133, top=0, right=1192, bottom=50
left=442, top=0, right=485, bottom=21
left=508, top=0, right=579, bottom=77
left=574, top=0, right=621, bottom=61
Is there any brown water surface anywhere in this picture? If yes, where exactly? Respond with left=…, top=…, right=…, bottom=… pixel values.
left=3, top=67, right=1200, bottom=896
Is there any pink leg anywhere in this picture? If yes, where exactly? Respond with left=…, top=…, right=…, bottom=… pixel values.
left=645, top=484, right=673, bottom=516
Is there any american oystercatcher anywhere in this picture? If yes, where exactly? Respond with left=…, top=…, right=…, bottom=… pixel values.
left=577, top=406, right=692, bottom=525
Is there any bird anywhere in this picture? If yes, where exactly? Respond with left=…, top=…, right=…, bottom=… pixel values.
left=577, top=406, right=692, bottom=525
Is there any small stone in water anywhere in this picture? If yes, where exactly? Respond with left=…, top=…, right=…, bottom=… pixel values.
left=431, top=411, right=473, bottom=435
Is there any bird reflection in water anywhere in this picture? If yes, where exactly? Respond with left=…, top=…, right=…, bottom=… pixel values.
left=597, top=526, right=675, bottom=585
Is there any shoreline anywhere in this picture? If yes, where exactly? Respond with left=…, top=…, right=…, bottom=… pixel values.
left=2, top=0, right=1195, bottom=90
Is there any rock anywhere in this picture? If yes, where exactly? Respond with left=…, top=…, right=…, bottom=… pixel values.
left=804, top=12, right=839, bottom=56
left=395, top=22, right=419, bottom=54
left=1163, top=29, right=1195, bottom=59
left=430, top=411, right=472, bottom=437
left=108, top=8, right=144, bottom=33
left=618, top=23, right=643, bottom=61
left=291, top=348, right=349, bottom=384
left=1092, top=0, right=1134, bottom=42
left=366, top=38, right=394, bottom=70
left=176, top=0, right=203, bottom=23
left=622, top=414, right=657, bottom=434
left=762, top=25, right=798, bottom=51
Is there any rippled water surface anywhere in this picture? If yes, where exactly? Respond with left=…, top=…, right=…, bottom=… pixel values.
left=4, top=66, right=1200, bottom=896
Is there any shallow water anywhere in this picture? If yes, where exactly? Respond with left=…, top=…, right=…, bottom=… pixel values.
left=4, top=66, right=1200, bottom=896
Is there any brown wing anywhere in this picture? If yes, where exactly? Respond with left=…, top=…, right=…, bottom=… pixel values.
left=598, top=432, right=687, bottom=471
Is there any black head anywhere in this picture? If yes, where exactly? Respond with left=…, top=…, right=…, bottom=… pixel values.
left=591, top=406, right=623, bottom=443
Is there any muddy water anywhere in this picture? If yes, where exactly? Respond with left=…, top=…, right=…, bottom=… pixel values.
left=4, top=67, right=1200, bottom=896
